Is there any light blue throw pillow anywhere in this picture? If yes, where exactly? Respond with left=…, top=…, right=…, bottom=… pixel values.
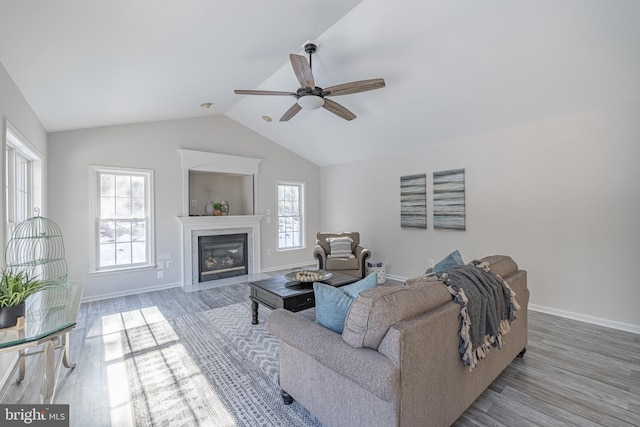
left=313, top=273, right=378, bottom=333
left=433, top=250, right=464, bottom=273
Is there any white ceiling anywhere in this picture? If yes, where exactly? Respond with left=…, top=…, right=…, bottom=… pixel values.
left=1, top=0, right=639, bottom=167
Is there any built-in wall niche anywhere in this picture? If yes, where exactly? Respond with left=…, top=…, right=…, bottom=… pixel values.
left=189, top=171, right=254, bottom=216
left=178, top=149, right=262, bottom=217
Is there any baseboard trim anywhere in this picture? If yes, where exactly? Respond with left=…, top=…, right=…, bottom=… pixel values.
left=529, top=304, right=640, bottom=335
left=82, top=281, right=182, bottom=303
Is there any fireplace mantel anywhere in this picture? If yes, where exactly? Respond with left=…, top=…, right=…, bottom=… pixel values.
left=176, top=215, right=264, bottom=227
left=177, top=215, right=264, bottom=290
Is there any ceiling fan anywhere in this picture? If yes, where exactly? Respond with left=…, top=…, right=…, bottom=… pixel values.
left=234, top=43, right=385, bottom=122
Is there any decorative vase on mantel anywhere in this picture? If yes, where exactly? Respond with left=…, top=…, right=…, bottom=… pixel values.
left=204, top=201, right=215, bottom=216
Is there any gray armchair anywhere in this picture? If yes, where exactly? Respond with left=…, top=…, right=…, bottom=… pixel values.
left=313, top=232, right=371, bottom=278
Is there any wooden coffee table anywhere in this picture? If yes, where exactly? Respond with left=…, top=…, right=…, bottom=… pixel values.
left=248, top=271, right=359, bottom=324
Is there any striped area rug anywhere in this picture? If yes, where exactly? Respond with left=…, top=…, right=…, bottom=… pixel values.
left=122, top=302, right=322, bottom=426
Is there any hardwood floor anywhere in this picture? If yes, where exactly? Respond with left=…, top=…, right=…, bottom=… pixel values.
left=3, top=281, right=639, bottom=426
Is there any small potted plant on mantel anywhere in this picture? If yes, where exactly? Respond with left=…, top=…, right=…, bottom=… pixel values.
left=0, top=269, right=45, bottom=329
left=213, top=202, right=223, bottom=216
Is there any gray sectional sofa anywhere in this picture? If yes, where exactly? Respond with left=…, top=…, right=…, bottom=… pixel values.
left=267, top=255, right=529, bottom=427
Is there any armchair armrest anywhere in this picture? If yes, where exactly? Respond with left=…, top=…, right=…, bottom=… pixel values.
left=354, top=246, right=372, bottom=276
left=313, top=245, right=328, bottom=269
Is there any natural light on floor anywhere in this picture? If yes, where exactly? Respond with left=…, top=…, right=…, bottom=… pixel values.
left=100, top=306, right=235, bottom=426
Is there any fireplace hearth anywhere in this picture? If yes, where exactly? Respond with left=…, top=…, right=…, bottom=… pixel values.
left=199, top=233, right=248, bottom=282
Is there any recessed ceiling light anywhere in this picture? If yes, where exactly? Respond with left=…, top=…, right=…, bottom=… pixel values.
left=200, top=102, right=213, bottom=108
left=262, top=116, right=272, bottom=122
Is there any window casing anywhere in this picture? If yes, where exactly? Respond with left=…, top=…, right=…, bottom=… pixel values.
left=90, top=166, right=155, bottom=272
left=277, top=181, right=305, bottom=250
left=5, top=125, right=41, bottom=246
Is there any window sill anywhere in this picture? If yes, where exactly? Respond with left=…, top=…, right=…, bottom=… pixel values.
left=89, top=265, right=157, bottom=276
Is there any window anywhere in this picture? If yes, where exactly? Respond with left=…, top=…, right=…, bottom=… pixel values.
left=90, top=166, right=154, bottom=272
left=277, top=182, right=304, bottom=250
left=5, top=125, right=42, bottom=245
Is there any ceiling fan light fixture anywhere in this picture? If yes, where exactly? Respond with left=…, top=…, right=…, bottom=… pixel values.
left=297, top=95, right=324, bottom=110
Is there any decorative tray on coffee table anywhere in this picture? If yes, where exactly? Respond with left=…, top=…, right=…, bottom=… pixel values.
left=285, top=269, right=333, bottom=283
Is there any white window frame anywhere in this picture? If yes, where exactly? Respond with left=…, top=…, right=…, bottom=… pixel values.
left=276, top=181, right=305, bottom=251
left=5, top=124, right=42, bottom=247
left=89, top=165, right=155, bottom=273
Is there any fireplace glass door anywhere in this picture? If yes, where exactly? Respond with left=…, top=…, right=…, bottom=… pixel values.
left=198, top=233, right=248, bottom=282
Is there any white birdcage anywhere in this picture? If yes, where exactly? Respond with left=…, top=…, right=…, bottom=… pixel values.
left=5, top=209, right=68, bottom=285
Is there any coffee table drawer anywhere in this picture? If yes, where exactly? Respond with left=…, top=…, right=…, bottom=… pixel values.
left=283, top=292, right=315, bottom=312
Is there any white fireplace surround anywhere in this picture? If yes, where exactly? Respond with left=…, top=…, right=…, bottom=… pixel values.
left=176, top=149, right=264, bottom=289
left=177, top=215, right=264, bottom=290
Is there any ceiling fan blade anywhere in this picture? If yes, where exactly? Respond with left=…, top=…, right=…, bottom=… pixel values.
left=280, top=103, right=302, bottom=122
left=289, top=54, right=315, bottom=89
left=324, top=78, right=386, bottom=97
left=234, top=89, right=296, bottom=96
left=322, top=99, right=356, bottom=121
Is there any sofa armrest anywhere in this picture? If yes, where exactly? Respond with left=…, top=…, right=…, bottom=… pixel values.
left=267, top=308, right=398, bottom=402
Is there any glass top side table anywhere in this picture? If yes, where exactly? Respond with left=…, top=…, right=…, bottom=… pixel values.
left=0, top=281, right=84, bottom=403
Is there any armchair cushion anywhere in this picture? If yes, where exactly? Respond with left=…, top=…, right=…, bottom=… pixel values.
left=317, top=232, right=360, bottom=254
left=327, top=236, right=355, bottom=258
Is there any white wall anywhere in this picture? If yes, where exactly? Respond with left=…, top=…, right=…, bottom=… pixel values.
left=320, top=101, right=640, bottom=331
left=47, top=115, right=320, bottom=300
left=0, top=62, right=48, bottom=253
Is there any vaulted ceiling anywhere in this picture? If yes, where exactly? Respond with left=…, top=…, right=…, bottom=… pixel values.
left=1, top=0, right=639, bottom=166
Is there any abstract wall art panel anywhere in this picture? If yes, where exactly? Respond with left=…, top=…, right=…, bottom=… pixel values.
left=400, top=173, right=427, bottom=229
left=433, top=168, right=465, bottom=230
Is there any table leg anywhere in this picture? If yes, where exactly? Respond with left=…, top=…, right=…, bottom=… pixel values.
left=62, top=332, right=76, bottom=369
left=41, top=339, right=56, bottom=404
left=17, top=349, right=26, bottom=382
left=251, top=300, right=259, bottom=325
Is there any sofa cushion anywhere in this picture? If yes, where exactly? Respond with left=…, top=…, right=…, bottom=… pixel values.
left=433, top=249, right=464, bottom=273
left=327, top=236, right=355, bottom=258
left=342, top=281, right=452, bottom=349
left=314, top=273, right=378, bottom=333
left=325, top=256, right=359, bottom=270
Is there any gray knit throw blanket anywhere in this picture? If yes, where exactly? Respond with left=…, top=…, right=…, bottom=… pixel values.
left=435, top=261, right=521, bottom=370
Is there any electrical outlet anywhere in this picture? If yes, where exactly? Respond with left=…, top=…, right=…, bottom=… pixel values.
left=157, top=271, right=164, bottom=279
left=158, top=261, right=164, bottom=270
left=429, top=259, right=435, bottom=268
left=267, top=249, right=272, bottom=255
left=191, top=199, right=197, bottom=207
left=166, top=260, right=172, bottom=269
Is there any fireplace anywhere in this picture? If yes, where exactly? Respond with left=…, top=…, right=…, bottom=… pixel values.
left=198, top=233, right=248, bottom=281
left=177, top=216, right=263, bottom=290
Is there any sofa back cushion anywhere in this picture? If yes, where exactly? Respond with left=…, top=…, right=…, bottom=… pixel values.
left=342, top=282, right=451, bottom=349
left=479, top=255, right=519, bottom=278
